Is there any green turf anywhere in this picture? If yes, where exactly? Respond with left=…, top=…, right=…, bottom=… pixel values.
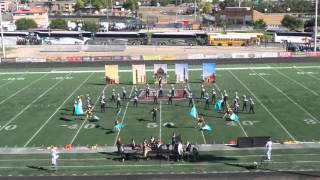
left=0, top=62, right=319, bottom=148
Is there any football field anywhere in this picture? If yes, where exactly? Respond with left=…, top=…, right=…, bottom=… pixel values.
left=0, top=62, right=320, bottom=176
left=0, top=62, right=320, bottom=148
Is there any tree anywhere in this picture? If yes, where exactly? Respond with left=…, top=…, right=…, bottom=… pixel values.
left=253, top=19, right=266, bottom=30
left=74, top=0, right=85, bottom=12
left=150, top=0, right=158, bottom=6
left=82, top=20, right=99, bottom=32
left=281, top=15, right=303, bottom=31
left=49, top=18, right=68, bottom=30
left=123, top=0, right=139, bottom=12
left=200, top=2, right=213, bottom=14
left=15, top=18, right=37, bottom=30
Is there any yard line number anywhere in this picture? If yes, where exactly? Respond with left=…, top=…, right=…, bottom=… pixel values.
left=297, top=72, right=318, bottom=75
left=147, top=122, right=175, bottom=128
left=65, top=123, right=96, bottom=130
left=3, top=77, right=25, bottom=81
left=227, top=120, right=260, bottom=126
left=0, top=124, right=17, bottom=131
left=303, top=119, right=319, bottom=125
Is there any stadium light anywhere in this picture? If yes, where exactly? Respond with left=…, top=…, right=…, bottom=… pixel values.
left=315, top=0, right=318, bottom=52
left=0, top=8, right=5, bottom=62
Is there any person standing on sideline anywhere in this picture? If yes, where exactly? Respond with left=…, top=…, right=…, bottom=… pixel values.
left=168, top=94, right=173, bottom=105
left=249, top=97, right=255, bottom=114
left=265, top=138, right=272, bottom=161
left=153, top=90, right=158, bottom=104
left=242, top=95, right=248, bottom=112
left=51, top=146, right=59, bottom=168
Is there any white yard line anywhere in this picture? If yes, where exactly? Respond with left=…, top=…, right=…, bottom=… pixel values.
left=23, top=73, right=94, bottom=147
left=0, top=79, right=15, bottom=89
left=0, top=78, right=65, bottom=132
left=251, top=69, right=319, bottom=123
left=1, top=65, right=320, bottom=75
left=187, top=84, right=207, bottom=144
left=0, top=73, right=48, bottom=105
left=70, top=85, right=108, bottom=144
left=113, top=86, right=134, bottom=146
left=214, top=83, right=248, bottom=137
left=272, top=67, right=319, bottom=96
left=229, top=70, right=296, bottom=141
left=159, top=101, right=162, bottom=141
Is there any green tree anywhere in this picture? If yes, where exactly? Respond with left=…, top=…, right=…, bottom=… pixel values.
left=49, top=18, right=68, bottom=30
left=304, top=18, right=320, bottom=28
left=219, top=0, right=237, bottom=10
left=74, top=0, right=85, bottom=12
left=253, top=19, right=266, bottom=30
left=82, top=20, right=99, bottom=32
left=150, top=0, right=158, bottom=6
left=15, top=18, right=37, bottom=30
left=281, top=15, right=303, bottom=31
left=201, top=2, right=213, bottom=14
left=123, top=0, right=139, bottom=12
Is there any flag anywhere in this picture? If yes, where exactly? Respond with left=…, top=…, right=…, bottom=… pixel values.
left=190, top=105, right=197, bottom=119
left=92, top=115, right=100, bottom=121
left=116, top=107, right=122, bottom=116
left=74, top=103, right=84, bottom=116
left=214, top=100, right=222, bottom=111
left=202, top=124, right=212, bottom=131
left=114, top=123, right=125, bottom=129
left=230, top=113, right=240, bottom=122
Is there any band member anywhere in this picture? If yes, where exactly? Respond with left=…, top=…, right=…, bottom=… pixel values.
left=242, top=95, right=248, bottom=112
left=150, top=107, right=159, bottom=121
left=249, top=98, right=255, bottom=114
left=211, top=88, right=216, bottom=104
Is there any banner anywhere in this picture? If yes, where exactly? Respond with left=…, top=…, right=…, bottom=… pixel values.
left=202, top=63, right=216, bottom=84
left=132, top=64, right=146, bottom=84
left=143, top=55, right=161, bottom=60
left=175, top=64, right=188, bottom=83
left=105, top=65, right=119, bottom=84
left=278, top=52, right=292, bottom=58
left=154, top=64, right=167, bottom=84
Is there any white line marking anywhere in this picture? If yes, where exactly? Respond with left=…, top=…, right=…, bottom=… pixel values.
left=1, top=65, right=320, bottom=75
left=23, top=73, right=94, bottom=147
left=229, top=70, right=296, bottom=141
left=0, top=78, right=64, bottom=132
left=0, top=73, right=48, bottom=105
left=187, top=83, right=207, bottom=144
left=214, top=83, right=248, bottom=137
left=1, top=160, right=320, bottom=169
left=159, top=101, right=162, bottom=141
left=0, top=79, right=15, bottom=89
left=113, top=86, right=134, bottom=146
left=251, top=69, right=319, bottom=123
left=272, top=67, right=319, bottom=96
left=70, top=85, right=108, bottom=144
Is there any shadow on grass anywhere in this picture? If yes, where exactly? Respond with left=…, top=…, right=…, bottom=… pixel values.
left=59, top=117, right=73, bottom=121
left=87, top=83, right=106, bottom=86
left=26, top=165, right=51, bottom=172
left=137, top=118, right=151, bottom=122
left=196, top=155, right=238, bottom=162
left=60, top=108, right=72, bottom=112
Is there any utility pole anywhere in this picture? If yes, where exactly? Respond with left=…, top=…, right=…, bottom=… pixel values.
left=0, top=9, right=5, bottom=62
left=315, top=0, right=318, bottom=52
left=194, top=0, right=196, bottom=21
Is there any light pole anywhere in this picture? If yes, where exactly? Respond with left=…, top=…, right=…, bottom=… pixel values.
left=315, top=0, right=318, bottom=52
left=0, top=9, right=5, bottom=62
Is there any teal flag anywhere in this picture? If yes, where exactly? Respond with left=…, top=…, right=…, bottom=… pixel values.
left=114, top=123, right=125, bottom=129
left=116, top=107, right=122, bottom=116
left=202, top=124, right=212, bottom=131
left=92, top=115, right=100, bottom=121
left=190, top=105, right=197, bottom=119
left=214, top=100, right=222, bottom=111
left=230, top=113, right=240, bottom=122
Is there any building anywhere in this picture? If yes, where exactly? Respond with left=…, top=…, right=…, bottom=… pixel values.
left=13, top=7, right=49, bottom=27
left=50, top=0, right=75, bottom=14
left=0, top=0, right=14, bottom=12
left=214, top=7, right=288, bottom=30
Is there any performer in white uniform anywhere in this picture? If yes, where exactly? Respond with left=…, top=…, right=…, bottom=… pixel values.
left=265, top=138, right=272, bottom=161
left=51, top=147, right=59, bottom=167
